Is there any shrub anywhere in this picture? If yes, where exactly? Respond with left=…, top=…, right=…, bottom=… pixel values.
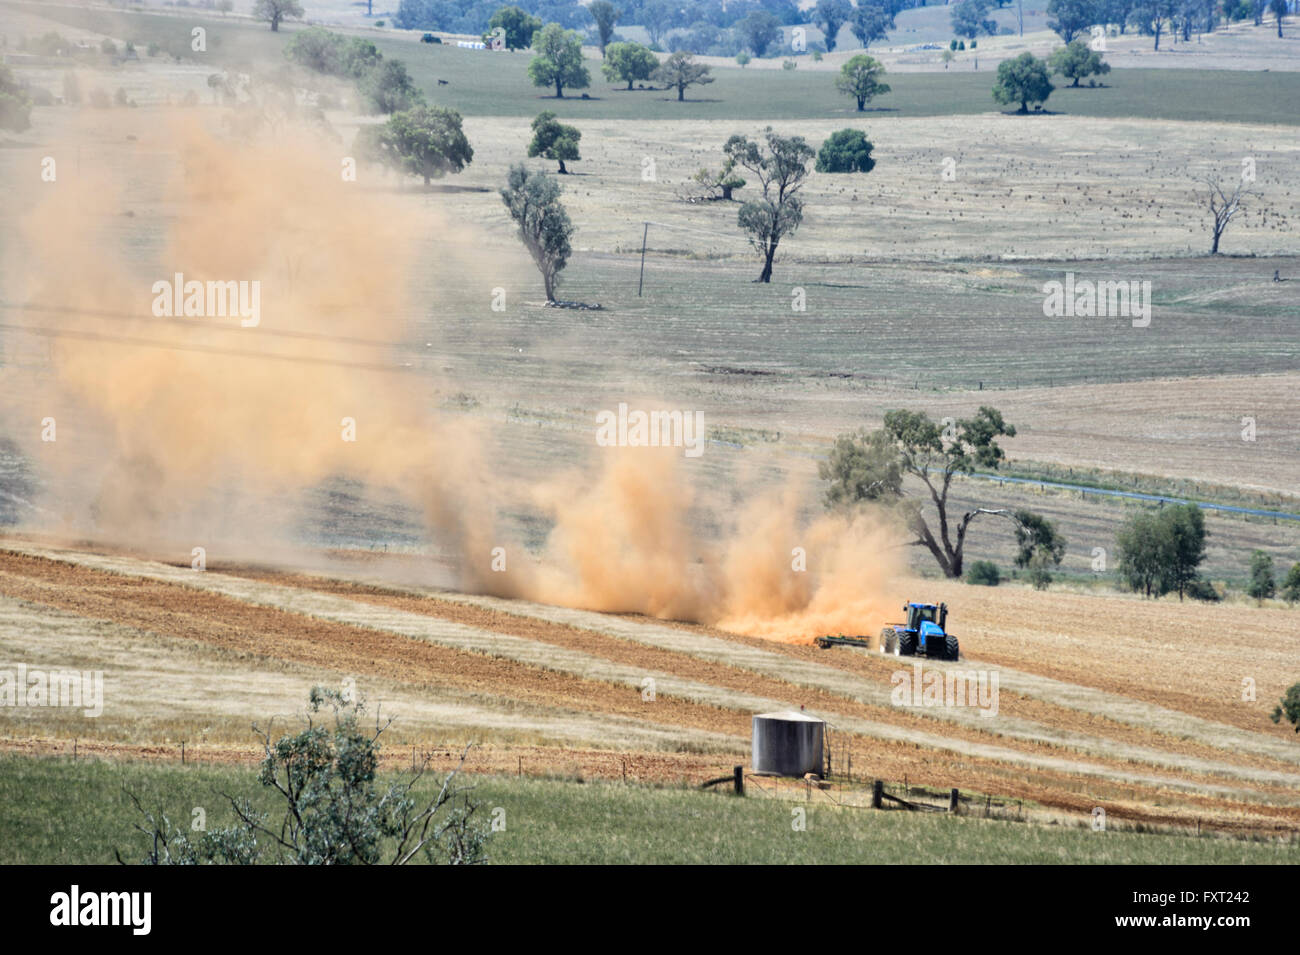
left=1272, top=683, right=1300, bottom=733
left=966, top=560, right=1000, bottom=586
left=117, top=687, right=490, bottom=865
left=1184, top=577, right=1222, bottom=602
left=815, top=128, right=876, bottom=173
left=1247, top=550, right=1275, bottom=603
left=1281, top=562, right=1300, bottom=604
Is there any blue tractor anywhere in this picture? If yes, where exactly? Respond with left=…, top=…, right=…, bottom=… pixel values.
left=880, top=602, right=959, bottom=661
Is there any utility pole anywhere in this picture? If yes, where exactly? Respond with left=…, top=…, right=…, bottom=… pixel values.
left=637, top=222, right=648, bottom=296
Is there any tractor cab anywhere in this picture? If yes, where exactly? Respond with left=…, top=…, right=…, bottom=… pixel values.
left=880, top=602, right=959, bottom=660
left=904, top=602, right=947, bottom=634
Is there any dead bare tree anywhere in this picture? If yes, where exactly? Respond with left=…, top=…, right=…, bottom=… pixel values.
left=1202, top=175, right=1254, bottom=255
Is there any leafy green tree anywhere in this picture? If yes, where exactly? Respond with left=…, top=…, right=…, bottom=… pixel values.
left=358, top=58, right=425, bottom=113
left=588, top=0, right=621, bottom=55
left=835, top=53, right=891, bottom=111
left=285, top=27, right=348, bottom=73
left=1048, top=38, right=1110, bottom=85
left=285, top=30, right=418, bottom=114
left=602, top=41, right=658, bottom=89
left=652, top=50, right=713, bottom=101
left=724, top=128, right=815, bottom=283
left=815, top=128, right=876, bottom=173
left=1160, top=504, right=1207, bottom=600
left=736, top=51, right=752, bottom=67
left=1013, top=509, right=1066, bottom=589
left=1272, top=683, right=1300, bottom=733
left=360, top=105, right=474, bottom=184
left=1269, top=0, right=1286, bottom=36
left=253, top=0, right=304, bottom=32
left=1115, top=503, right=1208, bottom=599
left=1248, top=550, right=1276, bottom=603
left=1130, top=0, right=1174, bottom=49
left=737, top=10, right=782, bottom=56
left=820, top=407, right=1039, bottom=579
left=851, top=3, right=896, bottom=49
left=814, top=0, right=854, bottom=51
left=1281, top=562, right=1300, bottom=604
left=0, top=65, right=32, bottom=132
left=528, top=23, right=590, bottom=98
left=501, top=163, right=575, bottom=301
left=527, top=110, right=581, bottom=173
left=820, top=428, right=903, bottom=508
left=1046, top=0, right=1097, bottom=40
left=1115, top=510, right=1164, bottom=597
left=966, top=560, right=1001, bottom=586
left=992, top=52, right=1054, bottom=112
left=952, top=0, right=999, bottom=39
left=118, top=688, right=488, bottom=864
left=340, top=38, right=384, bottom=77
left=487, top=6, right=543, bottom=50
left=640, top=0, right=679, bottom=46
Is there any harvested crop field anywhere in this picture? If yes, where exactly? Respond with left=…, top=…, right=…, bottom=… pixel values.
left=1, top=539, right=1297, bottom=838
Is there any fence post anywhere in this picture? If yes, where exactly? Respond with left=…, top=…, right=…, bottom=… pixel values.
left=950, top=788, right=959, bottom=813
left=733, top=765, right=744, bottom=796
left=872, top=780, right=883, bottom=809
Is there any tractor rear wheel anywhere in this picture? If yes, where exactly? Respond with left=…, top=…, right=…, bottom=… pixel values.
left=945, top=635, right=959, bottom=661
left=899, top=632, right=917, bottom=657
left=880, top=628, right=896, bottom=654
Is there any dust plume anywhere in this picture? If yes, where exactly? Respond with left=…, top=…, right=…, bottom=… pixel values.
left=519, top=451, right=903, bottom=643
left=6, top=113, right=502, bottom=586
left=4, top=112, right=900, bottom=644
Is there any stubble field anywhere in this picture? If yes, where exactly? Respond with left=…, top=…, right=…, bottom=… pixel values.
left=1, top=1, right=1298, bottom=861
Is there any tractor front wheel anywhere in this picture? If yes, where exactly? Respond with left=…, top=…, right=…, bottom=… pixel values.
left=945, top=634, right=959, bottom=661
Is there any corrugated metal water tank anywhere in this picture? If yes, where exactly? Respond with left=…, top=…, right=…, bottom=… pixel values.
left=752, top=711, right=825, bottom=777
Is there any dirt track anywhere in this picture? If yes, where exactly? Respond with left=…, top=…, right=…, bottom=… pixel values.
left=1, top=541, right=1298, bottom=836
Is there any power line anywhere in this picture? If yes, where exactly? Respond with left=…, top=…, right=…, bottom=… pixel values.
left=0, top=321, right=426, bottom=375
left=641, top=219, right=751, bottom=243
left=0, top=302, right=409, bottom=350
